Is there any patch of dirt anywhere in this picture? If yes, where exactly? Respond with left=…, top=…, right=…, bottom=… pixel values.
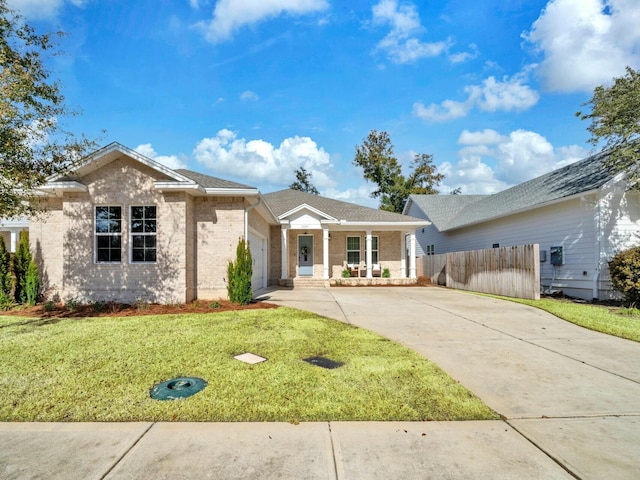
left=2, top=299, right=279, bottom=319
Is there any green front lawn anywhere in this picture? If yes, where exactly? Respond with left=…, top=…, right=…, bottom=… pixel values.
left=487, top=296, right=640, bottom=343
left=0, top=307, right=495, bottom=422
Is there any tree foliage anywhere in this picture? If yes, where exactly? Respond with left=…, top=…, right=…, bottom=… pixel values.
left=227, top=238, right=253, bottom=305
left=354, top=130, right=444, bottom=213
left=577, top=66, right=640, bottom=187
left=289, top=166, right=319, bottom=194
left=0, top=1, right=93, bottom=219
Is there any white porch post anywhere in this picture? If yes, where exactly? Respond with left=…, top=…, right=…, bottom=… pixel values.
left=322, top=228, right=329, bottom=279
left=281, top=226, right=288, bottom=280
left=400, top=233, right=407, bottom=278
left=409, top=233, right=417, bottom=279
left=9, top=230, right=18, bottom=253
left=365, top=230, right=372, bottom=278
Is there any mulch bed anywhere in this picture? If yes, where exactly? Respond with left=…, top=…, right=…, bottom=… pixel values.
left=2, top=299, right=279, bottom=319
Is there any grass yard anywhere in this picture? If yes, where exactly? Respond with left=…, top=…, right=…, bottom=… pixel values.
left=0, top=307, right=496, bottom=422
left=486, top=296, right=640, bottom=343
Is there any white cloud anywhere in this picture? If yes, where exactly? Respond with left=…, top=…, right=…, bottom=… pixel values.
left=372, top=0, right=452, bottom=64
left=198, top=0, right=329, bottom=43
left=524, top=0, right=640, bottom=92
left=135, top=144, right=188, bottom=171
left=193, top=129, right=335, bottom=189
left=440, top=128, right=588, bottom=194
left=240, top=90, right=259, bottom=102
left=448, top=43, right=479, bottom=64
left=413, top=73, right=539, bottom=123
left=7, top=0, right=85, bottom=19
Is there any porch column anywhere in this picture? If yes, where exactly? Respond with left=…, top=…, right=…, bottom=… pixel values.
left=322, top=228, right=329, bottom=279
left=365, top=230, right=372, bottom=278
left=409, top=233, right=417, bottom=279
left=400, top=233, right=407, bottom=278
left=281, top=226, right=288, bottom=280
left=9, top=230, right=18, bottom=253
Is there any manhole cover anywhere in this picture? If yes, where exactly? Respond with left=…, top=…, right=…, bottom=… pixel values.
left=150, top=377, right=207, bottom=401
left=303, top=356, right=344, bottom=369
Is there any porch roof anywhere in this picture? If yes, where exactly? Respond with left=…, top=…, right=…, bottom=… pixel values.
left=262, top=189, right=428, bottom=229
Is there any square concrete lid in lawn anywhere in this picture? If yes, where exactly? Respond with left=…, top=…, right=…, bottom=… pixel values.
left=233, top=353, right=267, bottom=364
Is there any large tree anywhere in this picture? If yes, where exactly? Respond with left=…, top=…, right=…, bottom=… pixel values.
left=577, top=66, right=640, bottom=187
left=289, top=166, right=319, bottom=194
left=354, top=130, right=444, bottom=213
left=0, top=1, right=92, bottom=219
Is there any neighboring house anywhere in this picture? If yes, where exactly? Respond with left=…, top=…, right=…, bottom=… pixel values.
left=0, top=218, right=29, bottom=253
left=404, top=149, right=640, bottom=301
left=28, top=142, right=427, bottom=303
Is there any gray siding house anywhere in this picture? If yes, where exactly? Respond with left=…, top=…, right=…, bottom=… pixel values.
left=404, top=150, right=640, bottom=301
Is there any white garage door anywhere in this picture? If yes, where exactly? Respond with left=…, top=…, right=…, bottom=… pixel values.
left=248, top=232, right=265, bottom=291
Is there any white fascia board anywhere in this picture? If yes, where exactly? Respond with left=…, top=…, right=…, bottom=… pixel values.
left=279, top=203, right=338, bottom=222
left=38, top=181, right=88, bottom=194
left=204, top=188, right=260, bottom=197
left=0, top=218, right=29, bottom=228
left=154, top=182, right=203, bottom=193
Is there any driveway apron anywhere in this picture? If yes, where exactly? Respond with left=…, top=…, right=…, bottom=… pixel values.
left=263, top=286, right=640, bottom=480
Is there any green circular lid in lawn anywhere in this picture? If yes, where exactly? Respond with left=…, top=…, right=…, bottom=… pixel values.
left=150, top=377, right=207, bottom=401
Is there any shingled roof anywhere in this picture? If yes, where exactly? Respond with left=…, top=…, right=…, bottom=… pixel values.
left=410, top=149, right=618, bottom=232
left=175, top=169, right=255, bottom=190
left=263, top=189, right=426, bottom=224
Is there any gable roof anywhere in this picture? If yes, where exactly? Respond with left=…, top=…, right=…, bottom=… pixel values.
left=409, top=148, right=618, bottom=232
left=263, top=189, right=427, bottom=227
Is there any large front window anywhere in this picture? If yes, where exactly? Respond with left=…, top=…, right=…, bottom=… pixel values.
left=347, top=236, right=360, bottom=264
left=367, top=236, right=379, bottom=264
left=95, top=206, right=122, bottom=263
left=130, top=206, right=157, bottom=263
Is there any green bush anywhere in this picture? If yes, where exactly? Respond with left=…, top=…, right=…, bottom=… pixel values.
left=12, top=231, right=31, bottom=303
left=609, top=246, right=640, bottom=305
left=227, top=238, right=253, bottom=305
left=0, top=237, right=11, bottom=298
left=341, top=268, right=351, bottom=278
left=382, top=267, right=391, bottom=278
left=0, top=291, right=14, bottom=311
left=24, top=259, right=39, bottom=306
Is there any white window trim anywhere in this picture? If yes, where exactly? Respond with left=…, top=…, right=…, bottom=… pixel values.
left=94, top=205, right=123, bottom=264
left=346, top=235, right=361, bottom=265
left=129, top=205, right=157, bottom=264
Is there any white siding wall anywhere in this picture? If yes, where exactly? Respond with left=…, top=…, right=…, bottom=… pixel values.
left=414, top=196, right=600, bottom=300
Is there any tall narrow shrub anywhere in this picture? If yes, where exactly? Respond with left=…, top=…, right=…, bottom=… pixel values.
left=12, top=231, right=32, bottom=304
left=25, top=259, right=40, bottom=306
left=0, top=237, right=11, bottom=300
left=227, top=238, right=253, bottom=305
left=608, top=246, right=640, bottom=305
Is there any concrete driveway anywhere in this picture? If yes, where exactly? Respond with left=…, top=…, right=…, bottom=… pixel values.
left=261, top=286, right=640, bottom=480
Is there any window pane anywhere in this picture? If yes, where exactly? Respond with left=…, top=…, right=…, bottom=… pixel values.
left=371, top=237, right=378, bottom=250
left=97, top=249, right=110, bottom=262
left=144, top=219, right=156, bottom=233
left=132, top=249, right=145, bottom=262
left=111, top=248, right=121, bottom=262
left=144, top=206, right=156, bottom=218
left=144, top=236, right=156, bottom=248
left=145, top=249, right=157, bottom=262
left=133, top=235, right=145, bottom=248
left=131, top=206, right=144, bottom=219
left=372, top=252, right=378, bottom=264
left=347, top=251, right=360, bottom=264
left=347, top=237, right=360, bottom=250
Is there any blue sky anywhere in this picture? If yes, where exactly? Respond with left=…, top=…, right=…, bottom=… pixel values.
left=10, top=0, right=640, bottom=207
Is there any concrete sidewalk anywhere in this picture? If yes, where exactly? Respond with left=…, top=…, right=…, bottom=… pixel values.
left=1, top=286, right=639, bottom=479
left=0, top=421, right=574, bottom=479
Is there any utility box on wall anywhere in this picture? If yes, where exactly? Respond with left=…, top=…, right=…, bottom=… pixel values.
left=550, top=246, right=563, bottom=265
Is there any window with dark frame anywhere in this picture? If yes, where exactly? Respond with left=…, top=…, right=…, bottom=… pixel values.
left=346, top=236, right=360, bottom=264
left=131, top=206, right=157, bottom=263
left=95, top=206, right=122, bottom=263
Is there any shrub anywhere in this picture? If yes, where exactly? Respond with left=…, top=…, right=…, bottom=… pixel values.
left=91, top=300, right=107, bottom=313
left=135, top=297, right=150, bottom=311
left=0, top=292, right=14, bottom=311
left=382, top=267, right=391, bottom=278
left=341, top=268, right=351, bottom=278
left=24, top=259, right=39, bottom=306
left=43, top=300, right=56, bottom=312
left=608, top=246, right=640, bottom=305
left=209, top=301, right=221, bottom=309
left=65, top=297, right=80, bottom=312
left=12, top=231, right=31, bottom=303
left=227, top=238, right=253, bottom=305
left=0, top=237, right=11, bottom=298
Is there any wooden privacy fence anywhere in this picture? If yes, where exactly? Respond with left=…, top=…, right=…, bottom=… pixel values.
left=419, top=244, right=540, bottom=300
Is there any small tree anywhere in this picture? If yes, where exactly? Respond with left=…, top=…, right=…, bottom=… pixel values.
left=608, top=247, right=640, bottom=306
left=0, top=237, right=11, bottom=300
left=12, top=231, right=32, bottom=303
left=24, top=258, right=39, bottom=306
left=227, top=238, right=253, bottom=305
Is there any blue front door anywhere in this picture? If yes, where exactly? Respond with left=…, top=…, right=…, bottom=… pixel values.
left=298, top=235, right=314, bottom=276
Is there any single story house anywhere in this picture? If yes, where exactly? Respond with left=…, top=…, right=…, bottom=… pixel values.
left=404, top=149, right=640, bottom=301
left=28, top=142, right=427, bottom=303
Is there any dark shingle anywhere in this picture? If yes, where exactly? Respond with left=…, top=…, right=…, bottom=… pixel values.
left=175, top=169, right=256, bottom=189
